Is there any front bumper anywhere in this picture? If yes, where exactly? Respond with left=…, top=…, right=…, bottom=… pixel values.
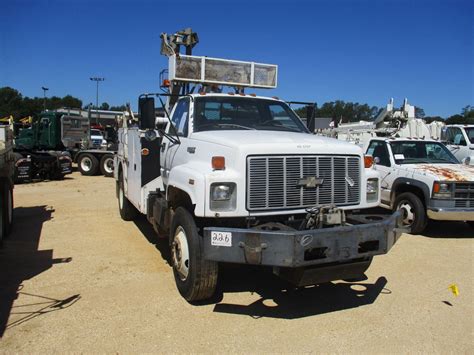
left=203, top=212, right=403, bottom=268
left=427, top=208, right=474, bottom=221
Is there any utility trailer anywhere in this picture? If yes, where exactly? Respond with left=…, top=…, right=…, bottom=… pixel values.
left=114, top=29, right=403, bottom=302
left=0, top=126, right=15, bottom=244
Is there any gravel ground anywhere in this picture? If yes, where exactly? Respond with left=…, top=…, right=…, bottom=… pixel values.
left=1, top=172, right=473, bottom=353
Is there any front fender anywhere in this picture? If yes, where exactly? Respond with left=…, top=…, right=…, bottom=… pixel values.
left=168, top=164, right=207, bottom=216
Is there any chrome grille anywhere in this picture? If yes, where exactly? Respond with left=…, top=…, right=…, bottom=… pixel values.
left=247, top=155, right=361, bottom=211
left=454, top=182, right=474, bottom=208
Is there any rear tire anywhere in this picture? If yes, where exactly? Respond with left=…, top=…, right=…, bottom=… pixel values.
left=3, top=179, right=13, bottom=236
left=394, top=192, right=427, bottom=234
left=170, top=207, right=218, bottom=302
left=100, top=154, right=114, bottom=177
left=118, top=173, right=138, bottom=221
left=78, top=153, right=99, bottom=176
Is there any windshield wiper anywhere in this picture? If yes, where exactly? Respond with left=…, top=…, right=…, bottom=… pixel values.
left=215, top=123, right=256, bottom=130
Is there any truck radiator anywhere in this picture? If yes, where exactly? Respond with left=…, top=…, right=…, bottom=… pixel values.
left=247, top=155, right=361, bottom=211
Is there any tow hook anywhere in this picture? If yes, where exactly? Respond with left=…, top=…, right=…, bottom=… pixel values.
left=239, top=233, right=267, bottom=265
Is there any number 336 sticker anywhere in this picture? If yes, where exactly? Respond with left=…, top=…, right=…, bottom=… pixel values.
left=211, top=231, right=232, bottom=247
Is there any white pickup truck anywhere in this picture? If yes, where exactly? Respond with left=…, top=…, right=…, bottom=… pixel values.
left=115, top=92, right=403, bottom=302
left=442, top=125, right=474, bottom=165
left=366, top=137, right=474, bottom=233
left=0, top=126, right=15, bottom=244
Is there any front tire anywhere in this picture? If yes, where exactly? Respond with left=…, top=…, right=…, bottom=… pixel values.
left=100, top=154, right=114, bottom=177
left=170, top=207, right=218, bottom=302
left=78, top=154, right=99, bottom=176
left=394, top=192, right=427, bottom=234
left=118, top=174, right=138, bottom=221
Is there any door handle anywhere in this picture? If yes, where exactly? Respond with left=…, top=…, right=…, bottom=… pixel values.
left=161, top=142, right=167, bottom=152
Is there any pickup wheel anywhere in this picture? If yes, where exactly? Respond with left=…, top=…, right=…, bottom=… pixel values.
left=78, top=154, right=99, bottom=176
left=170, top=207, right=218, bottom=302
left=394, top=192, right=427, bottom=234
left=100, top=154, right=114, bottom=177
left=118, top=174, right=138, bottom=221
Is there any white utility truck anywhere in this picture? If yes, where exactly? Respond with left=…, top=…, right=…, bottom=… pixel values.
left=0, top=125, right=15, bottom=244
left=441, top=124, right=474, bottom=165
left=114, top=29, right=402, bottom=302
left=366, top=137, right=474, bottom=234
left=322, top=99, right=474, bottom=233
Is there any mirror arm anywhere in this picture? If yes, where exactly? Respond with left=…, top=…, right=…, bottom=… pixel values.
left=157, top=95, right=181, bottom=145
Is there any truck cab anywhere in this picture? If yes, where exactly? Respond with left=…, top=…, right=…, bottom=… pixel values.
left=442, top=125, right=474, bottom=165
left=366, top=137, right=474, bottom=233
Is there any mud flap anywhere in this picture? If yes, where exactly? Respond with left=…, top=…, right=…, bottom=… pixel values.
left=14, top=157, right=32, bottom=183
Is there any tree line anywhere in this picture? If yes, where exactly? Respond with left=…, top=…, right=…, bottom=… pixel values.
left=0, top=87, right=127, bottom=120
left=1, top=86, right=472, bottom=124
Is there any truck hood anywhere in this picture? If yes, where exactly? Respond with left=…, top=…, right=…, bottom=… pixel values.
left=410, top=164, right=474, bottom=181
left=190, top=130, right=362, bottom=155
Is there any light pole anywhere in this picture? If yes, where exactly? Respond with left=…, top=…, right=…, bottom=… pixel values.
left=89, top=77, right=105, bottom=124
left=41, top=86, right=49, bottom=111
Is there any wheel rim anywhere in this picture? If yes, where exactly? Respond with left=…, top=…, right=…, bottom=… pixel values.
left=397, top=200, right=415, bottom=227
left=80, top=157, right=92, bottom=172
left=104, top=158, right=114, bottom=174
left=172, top=226, right=190, bottom=281
left=119, top=184, right=124, bottom=210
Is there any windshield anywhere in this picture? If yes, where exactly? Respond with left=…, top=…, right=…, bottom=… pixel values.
left=193, top=97, right=308, bottom=133
left=465, top=127, right=474, bottom=144
left=390, top=141, right=459, bottom=164
left=90, top=129, right=102, bottom=137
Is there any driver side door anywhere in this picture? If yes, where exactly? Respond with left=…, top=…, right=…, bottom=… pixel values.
left=367, top=140, right=393, bottom=206
left=161, top=98, right=190, bottom=187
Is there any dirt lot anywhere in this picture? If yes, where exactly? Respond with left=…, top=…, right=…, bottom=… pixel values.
left=0, top=172, right=472, bottom=353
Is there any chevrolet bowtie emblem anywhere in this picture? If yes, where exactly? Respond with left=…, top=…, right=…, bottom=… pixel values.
left=297, top=176, right=324, bottom=188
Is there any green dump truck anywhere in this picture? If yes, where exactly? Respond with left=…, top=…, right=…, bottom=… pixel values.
left=13, top=111, right=116, bottom=182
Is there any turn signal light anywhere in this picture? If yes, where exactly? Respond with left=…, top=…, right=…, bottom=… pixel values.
left=433, top=182, right=440, bottom=193
left=212, top=156, right=225, bottom=170
left=364, top=155, right=374, bottom=168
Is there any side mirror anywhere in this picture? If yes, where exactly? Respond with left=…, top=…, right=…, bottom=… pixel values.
left=138, top=97, right=156, bottom=130
left=374, top=157, right=381, bottom=164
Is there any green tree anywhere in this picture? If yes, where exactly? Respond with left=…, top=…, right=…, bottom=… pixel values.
left=100, top=102, right=110, bottom=110
left=62, top=95, right=82, bottom=108
left=109, top=104, right=127, bottom=111
left=0, top=87, right=23, bottom=118
left=415, top=106, right=426, bottom=119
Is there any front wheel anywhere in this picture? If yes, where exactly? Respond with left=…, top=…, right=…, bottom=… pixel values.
left=394, top=192, right=427, bottom=234
left=100, top=154, right=114, bottom=177
left=170, top=207, right=218, bottom=302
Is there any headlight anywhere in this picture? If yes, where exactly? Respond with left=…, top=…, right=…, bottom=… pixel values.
left=433, top=182, right=452, bottom=199
left=211, top=184, right=231, bottom=201
left=210, top=183, right=236, bottom=211
left=366, top=178, right=378, bottom=202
